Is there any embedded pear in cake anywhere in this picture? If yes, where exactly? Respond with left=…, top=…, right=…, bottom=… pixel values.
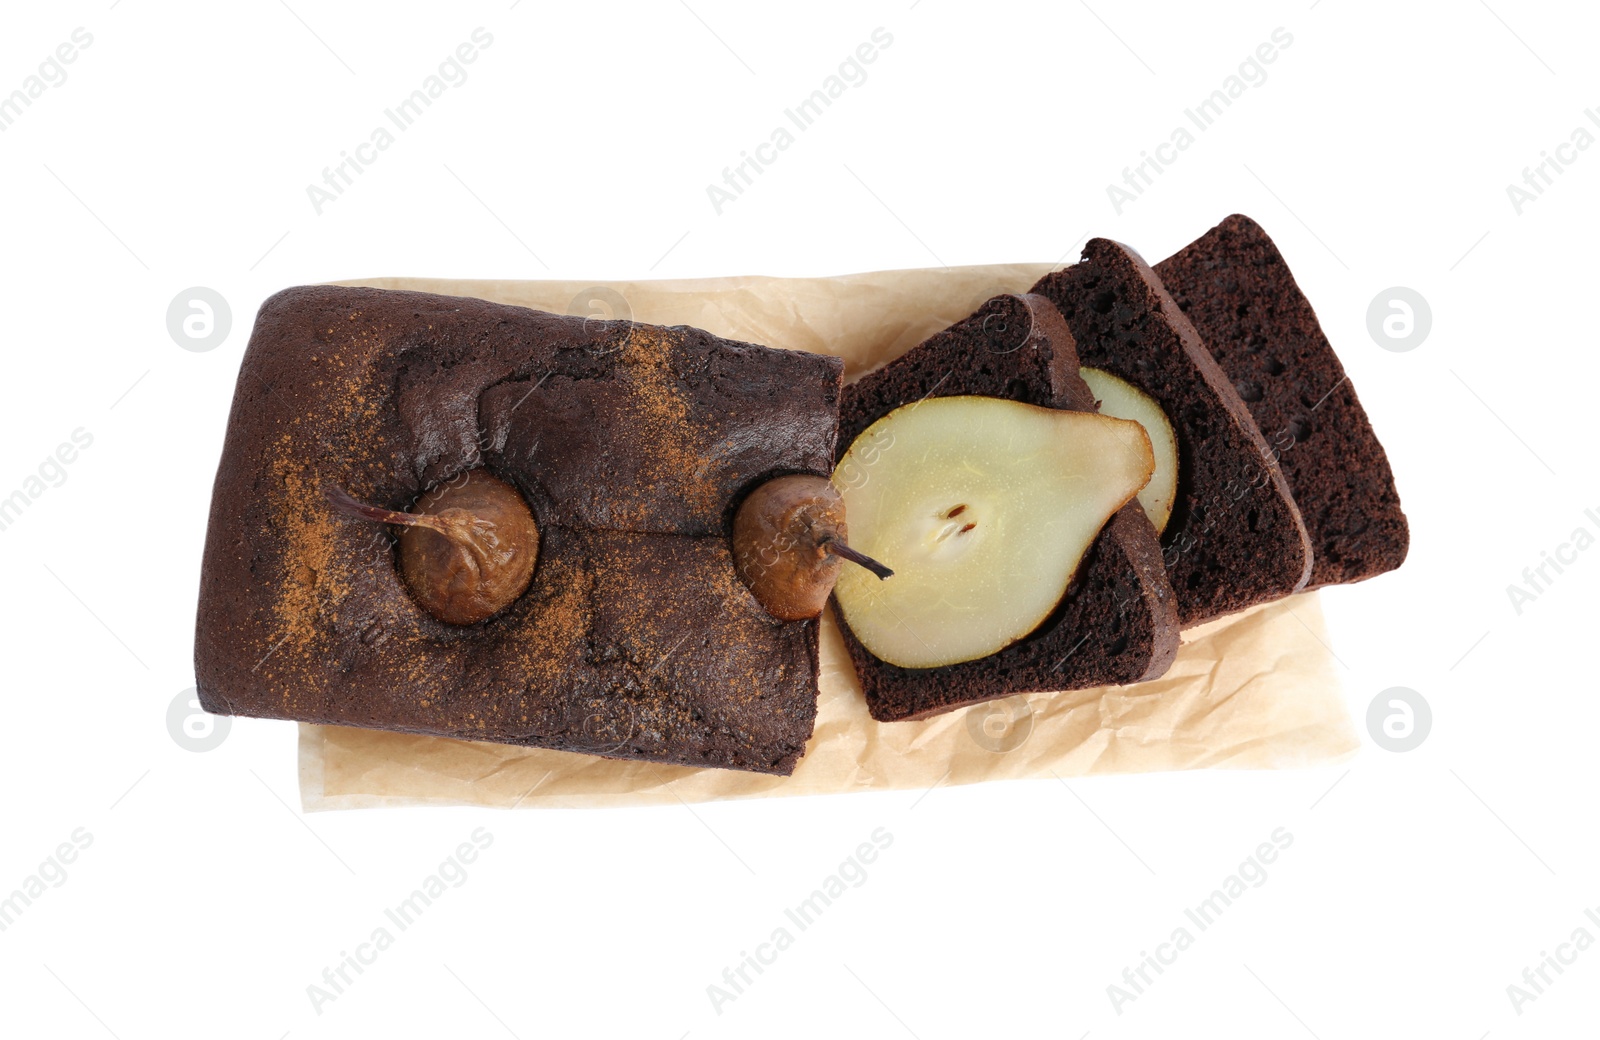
left=830, top=395, right=1154, bottom=670
left=1079, top=367, right=1179, bottom=534
left=324, top=470, right=539, bottom=625
left=732, top=474, right=893, bottom=622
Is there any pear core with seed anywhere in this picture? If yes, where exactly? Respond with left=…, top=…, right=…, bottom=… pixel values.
left=830, top=395, right=1155, bottom=669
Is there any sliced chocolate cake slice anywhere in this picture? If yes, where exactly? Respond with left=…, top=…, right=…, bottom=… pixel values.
left=833, top=293, right=1180, bottom=723
left=1155, top=214, right=1409, bottom=588
left=1030, top=240, right=1313, bottom=627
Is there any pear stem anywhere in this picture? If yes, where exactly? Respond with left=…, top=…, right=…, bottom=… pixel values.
left=324, top=485, right=467, bottom=538
left=822, top=538, right=894, bottom=580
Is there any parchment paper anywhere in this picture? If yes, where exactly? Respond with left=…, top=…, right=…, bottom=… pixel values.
left=299, top=265, right=1358, bottom=810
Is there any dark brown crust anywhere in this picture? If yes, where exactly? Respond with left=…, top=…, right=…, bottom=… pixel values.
left=1156, top=214, right=1409, bottom=588
left=833, top=293, right=1180, bottom=723
left=194, top=285, right=844, bottom=775
left=1030, top=240, right=1313, bottom=627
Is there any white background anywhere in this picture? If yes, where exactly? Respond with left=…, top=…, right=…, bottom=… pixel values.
left=1, top=1, right=1596, bottom=1037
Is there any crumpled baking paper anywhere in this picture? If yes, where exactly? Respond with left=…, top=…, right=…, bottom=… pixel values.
left=298, top=265, right=1358, bottom=810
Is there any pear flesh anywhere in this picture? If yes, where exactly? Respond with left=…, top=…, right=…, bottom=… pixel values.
left=1078, top=366, right=1179, bottom=535
left=831, top=395, right=1154, bottom=670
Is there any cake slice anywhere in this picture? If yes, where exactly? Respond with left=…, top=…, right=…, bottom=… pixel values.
left=833, top=293, right=1180, bottom=722
left=1155, top=214, right=1409, bottom=588
left=1030, top=240, right=1313, bottom=627
left=195, top=286, right=843, bottom=775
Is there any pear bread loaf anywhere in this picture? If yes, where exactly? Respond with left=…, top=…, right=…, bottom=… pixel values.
left=195, top=222, right=1410, bottom=772
left=194, top=285, right=844, bottom=775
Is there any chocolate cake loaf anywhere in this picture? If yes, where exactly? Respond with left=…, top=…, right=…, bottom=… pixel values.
left=195, top=286, right=844, bottom=775
left=1155, top=214, right=1409, bottom=588
left=1030, top=240, right=1313, bottom=627
left=834, top=293, right=1180, bottom=722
